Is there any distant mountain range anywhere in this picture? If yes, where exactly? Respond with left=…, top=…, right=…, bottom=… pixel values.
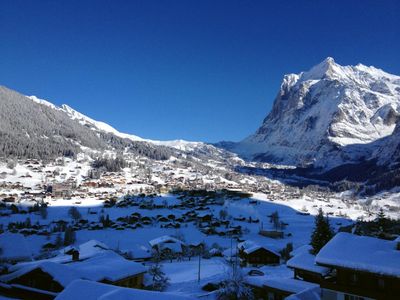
left=1, top=57, right=400, bottom=193
left=0, top=85, right=236, bottom=167
left=0, top=86, right=184, bottom=160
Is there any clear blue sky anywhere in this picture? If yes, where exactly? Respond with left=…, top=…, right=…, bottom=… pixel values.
left=1, top=0, right=399, bottom=142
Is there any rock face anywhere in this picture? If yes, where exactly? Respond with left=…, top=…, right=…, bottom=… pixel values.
left=234, top=57, right=400, bottom=169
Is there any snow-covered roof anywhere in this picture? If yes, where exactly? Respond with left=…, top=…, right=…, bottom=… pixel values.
left=2, top=251, right=146, bottom=286
left=160, top=242, right=183, bottom=253
left=290, top=244, right=312, bottom=257
left=55, top=279, right=195, bottom=300
left=125, top=244, right=151, bottom=259
left=0, top=233, right=32, bottom=262
left=149, top=235, right=186, bottom=247
left=67, top=251, right=146, bottom=282
left=285, top=286, right=321, bottom=300
left=238, top=240, right=280, bottom=256
left=62, top=240, right=109, bottom=258
left=197, top=211, right=212, bottom=218
left=0, top=261, right=80, bottom=287
left=263, top=278, right=319, bottom=294
left=287, top=252, right=330, bottom=276
left=316, top=233, right=400, bottom=278
left=9, top=240, right=110, bottom=272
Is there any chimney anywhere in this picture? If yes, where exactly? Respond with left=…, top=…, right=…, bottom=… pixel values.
left=72, top=250, right=80, bottom=261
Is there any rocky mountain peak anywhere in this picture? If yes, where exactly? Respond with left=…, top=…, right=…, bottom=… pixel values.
left=231, top=59, right=400, bottom=170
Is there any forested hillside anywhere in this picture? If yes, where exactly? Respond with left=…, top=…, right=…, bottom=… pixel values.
left=0, top=86, right=173, bottom=160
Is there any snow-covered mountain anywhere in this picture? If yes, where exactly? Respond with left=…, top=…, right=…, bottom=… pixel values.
left=30, top=96, right=208, bottom=152
left=231, top=57, right=400, bottom=170
left=0, top=85, right=240, bottom=169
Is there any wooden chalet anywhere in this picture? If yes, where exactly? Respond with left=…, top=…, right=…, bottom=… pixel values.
left=0, top=251, right=146, bottom=299
left=246, top=277, right=320, bottom=300
left=238, top=240, right=280, bottom=267
left=50, top=183, right=74, bottom=198
left=315, top=233, right=400, bottom=300
left=287, top=252, right=330, bottom=284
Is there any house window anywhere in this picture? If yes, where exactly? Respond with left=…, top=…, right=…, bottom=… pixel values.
left=378, top=278, right=385, bottom=289
left=267, top=292, right=274, bottom=300
left=350, top=273, right=358, bottom=285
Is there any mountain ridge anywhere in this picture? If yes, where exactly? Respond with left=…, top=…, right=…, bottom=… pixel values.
left=227, top=57, right=400, bottom=170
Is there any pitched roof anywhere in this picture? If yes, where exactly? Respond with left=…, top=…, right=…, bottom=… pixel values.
left=55, top=279, right=195, bottom=300
left=148, top=235, right=185, bottom=247
left=287, top=252, right=330, bottom=276
left=316, top=232, right=400, bottom=278
left=0, top=261, right=80, bottom=288
left=263, top=278, right=319, bottom=294
left=61, top=240, right=109, bottom=258
left=285, top=286, right=321, bottom=300
left=237, top=240, right=280, bottom=256
left=67, top=251, right=146, bottom=282
left=9, top=240, right=110, bottom=272
left=1, top=251, right=146, bottom=286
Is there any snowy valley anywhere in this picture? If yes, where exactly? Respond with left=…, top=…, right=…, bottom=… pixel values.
left=0, top=58, right=400, bottom=300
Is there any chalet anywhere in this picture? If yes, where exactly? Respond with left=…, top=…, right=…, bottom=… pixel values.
left=197, top=211, right=213, bottom=222
left=238, top=240, right=280, bottom=266
left=50, top=183, right=74, bottom=198
left=287, top=252, right=330, bottom=284
left=0, top=251, right=147, bottom=299
left=149, top=235, right=186, bottom=256
left=315, top=232, right=400, bottom=300
left=262, top=278, right=319, bottom=300
left=246, top=276, right=320, bottom=300
left=259, top=230, right=284, bottom=239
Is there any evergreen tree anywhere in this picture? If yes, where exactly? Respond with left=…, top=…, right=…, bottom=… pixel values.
left=310, top=208, right=334, bottom=254
left=40, top=202, right=48, bottom=219
left=270, top=211, right=281, bottom=230
left=219, top=208, right=228, bottom=220
left=25, top=217, right=32, bottom=228
left=55, top=233, right=63, bottom=248
left=376, top=208, right=387, bottom=232
left=63, top=226, right=76, bottom=246
left=148, top=263, right=169, bottom=291
left=68, top=207, right=81, bottom=221
left=279, top=242, right=293, bottom=262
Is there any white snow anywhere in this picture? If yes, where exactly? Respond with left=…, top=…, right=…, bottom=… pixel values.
left=0, top=261, right=80, bottom=288
left=287, top=252, right=330, bottom=275
left=2, top=250, right=146, bottom=287
left=148, top=235, right=186, bottom=247
left=0, top=233, right=33, bottom=262
left=55, top=279, right=195, bottom=300
left=316, top=232, right=400, bottom=277
left=235, top=57, right=400, bottom=169
left=263, top=277, right=319, bottom=294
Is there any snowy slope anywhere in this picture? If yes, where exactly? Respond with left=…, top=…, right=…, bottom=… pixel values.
left=233, top=57, right=400, bottom=169
left=60, top=104, right=145, bottom=142
left=28, top=95, right=206, bottom=151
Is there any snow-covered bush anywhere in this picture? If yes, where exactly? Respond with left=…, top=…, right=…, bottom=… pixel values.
left=216, top=271, right=254, bottom=300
